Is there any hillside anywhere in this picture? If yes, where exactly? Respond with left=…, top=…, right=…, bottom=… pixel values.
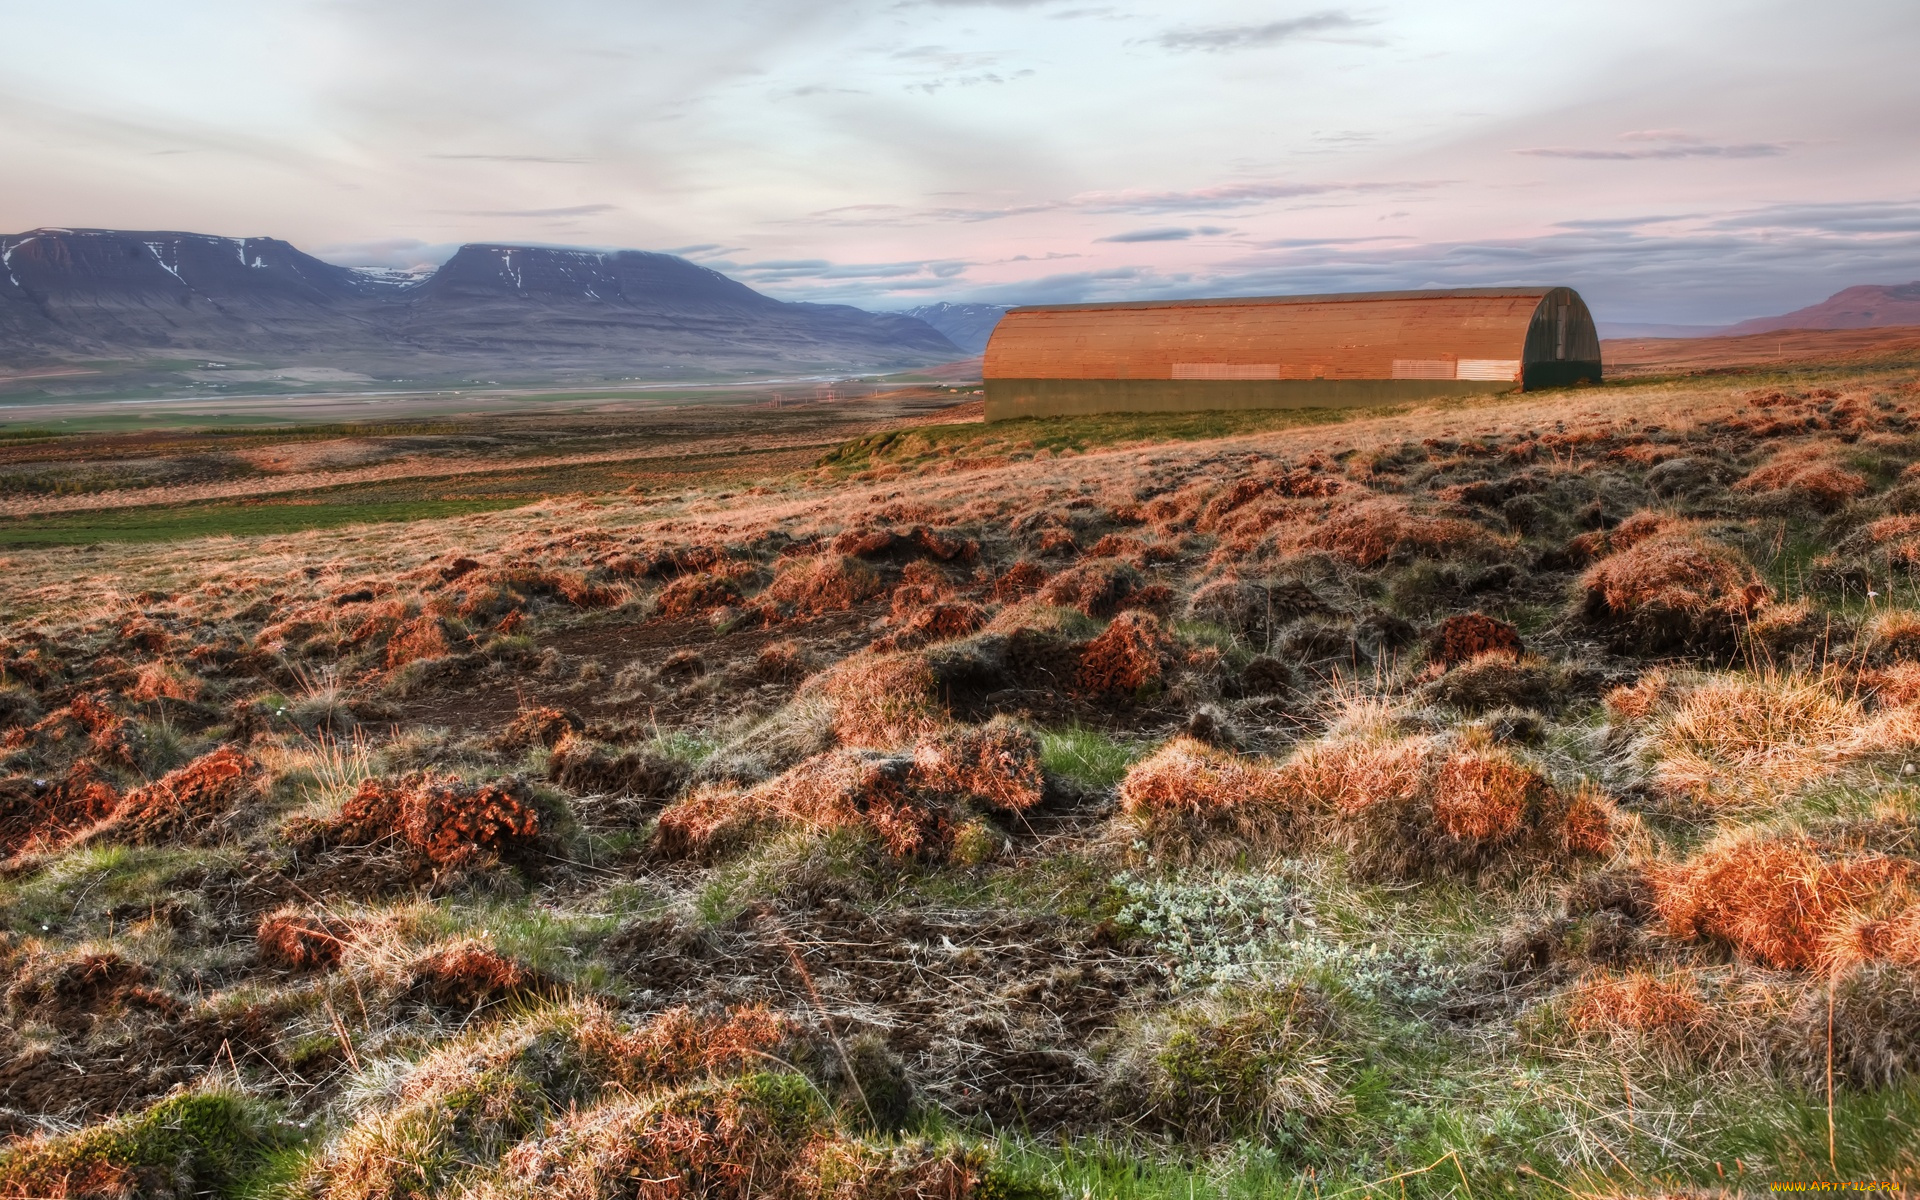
left=0, top=351, right=1916, bottom=1195
left=1727, top=282, right=1920, bottom=335
left=0, top=229, right=962, bottom=377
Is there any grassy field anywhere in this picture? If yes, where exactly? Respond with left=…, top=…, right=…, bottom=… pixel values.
left=0, top=353, right=1918, bottom=1197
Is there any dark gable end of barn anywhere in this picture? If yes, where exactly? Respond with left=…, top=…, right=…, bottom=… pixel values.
left=981, top=286, right=1601, bottom=420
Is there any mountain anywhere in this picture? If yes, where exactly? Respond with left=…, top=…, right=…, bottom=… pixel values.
left=1724, top=282, right=1920, bottom=336
left=0, top=229, right=962, bottom=377
left=899, top=302, right=1007, bottom=356
left=1597, top=322, right=1727, bottom=340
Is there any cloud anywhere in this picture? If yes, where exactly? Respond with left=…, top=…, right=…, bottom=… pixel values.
left=427, top=153, right=588, bottom=163
left=449, top=204, right=620, bottom=218
left=1518, top=130, right=1788, bottom=160
left=314, top=238, right=461, bottom=269
left=1152, top=11, right=1378, bottom=52
left=786, top=199, right=1920, bottom=324
left=859, top=179, right=1428, bottom=223
left=1519, top=143, right=1787, bottom=160
left=1097, top=225, right=1230, bottom=242
left=1707, top=201, right=1920, bottom=235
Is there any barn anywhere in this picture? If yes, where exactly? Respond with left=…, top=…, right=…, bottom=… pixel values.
left=981, top=286, right=1600, bottom=421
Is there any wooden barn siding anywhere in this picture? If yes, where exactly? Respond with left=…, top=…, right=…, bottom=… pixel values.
left=983, top=293, right=1546, bottom=382
left=982, top=377, right=1512, bottom=422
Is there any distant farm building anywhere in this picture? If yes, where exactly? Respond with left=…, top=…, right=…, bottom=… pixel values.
left=981, top=287, right=1600, bottom=421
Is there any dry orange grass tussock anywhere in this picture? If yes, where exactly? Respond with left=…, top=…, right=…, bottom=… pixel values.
left=874, top=601, right=988, bottom=652
left=1037, top=558, right=1144, bottom=618
left=1634, top=669, right=1920, bottom=810
left=653, top=568, right=746, bottom=619
left=482, top=1075, right=984, bottom=1200
left=1646, top=671, right=1858, bottom=810
left=1117, top=721, right=1615, bottom=874
left=1650, top=830, right=1919, bottom=970
left=1427, top=612, right=1523, bottom=669
left=1580, top=528, right=1769, bottom=622
left=800, top=652, right=946, bottom=747
left=1077, top=611, right=1171, bottom=695
left=1566, top=969, right=1717, bottom=1054
left=408, top=940, right=551, bottom=1007
left=1287, top=496, right=1501, bottom=569
left=656, top=719, right=1042, bottom=860
left=0, top=760, right=121, bottom=859
left=759, top=553, right=885, bottom=617
left=1735, top=448, right=1870, bottom=511
left=1115, top=736, right=1297, bottom=847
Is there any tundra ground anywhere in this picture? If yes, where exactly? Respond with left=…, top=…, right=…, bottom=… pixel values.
left=2, top=342, right=1919, bottom=1197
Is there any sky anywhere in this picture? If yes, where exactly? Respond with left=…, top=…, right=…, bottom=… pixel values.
left=1, top=0, right=1916, bottom=326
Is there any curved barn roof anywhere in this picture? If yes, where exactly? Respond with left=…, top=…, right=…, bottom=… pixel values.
left=981, top=286, right=1600, bottom=419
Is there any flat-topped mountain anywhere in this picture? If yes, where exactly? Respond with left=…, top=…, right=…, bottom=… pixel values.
left=1725, top=282, right=1920, bottom=335
left=0, top=229, right=961, bottom=377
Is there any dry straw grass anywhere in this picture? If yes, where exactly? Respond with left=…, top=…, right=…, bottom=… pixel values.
left=1618, top=669, right=1920, bottom=811
left=1650, top=830, right=1919, bottom=970
left=1117, top=716, right=1615, bottom=876
left=656, top=719, right=1042, bottom=860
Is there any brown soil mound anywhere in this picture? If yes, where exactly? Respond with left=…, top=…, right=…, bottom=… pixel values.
left=292, top=772, right=541, bottom=867
left=257, top=912, right=357, bottom=971
left=1078, top=611, right=1171, bottom=695
left=0, top=761, right=121, bottom=857
left=98, top=746, right=259, bottom=846
left=1429, top=612, right=1523, bottom=667
left=546, top=732, right=688, bottom=800
left=408, top=942, right=551, bottom=1008
left=1038, top=559, right=1144, bottom=618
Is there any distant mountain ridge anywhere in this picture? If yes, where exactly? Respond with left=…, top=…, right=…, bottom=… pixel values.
left=0, top=228, right=961, bottom=377
left=1725, top=282, right=1920, bottom=336
left=899, top=302, right=1007, bottom=356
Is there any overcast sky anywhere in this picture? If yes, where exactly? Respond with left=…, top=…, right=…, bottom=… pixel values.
left=1, top=0, right=1915, bottom=324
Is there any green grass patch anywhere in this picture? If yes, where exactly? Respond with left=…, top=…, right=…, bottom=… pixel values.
left=1040, top=724, right=1148, bottom=791
left=817, top=406, right=1389, bottom=474
left=405, top=895, right=649, bottom=992
left=0, top=844, right=240, bottom=937
left=0, top=1088, right=296, bottom=1200
left=0, top=496, right=525, bottom=546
